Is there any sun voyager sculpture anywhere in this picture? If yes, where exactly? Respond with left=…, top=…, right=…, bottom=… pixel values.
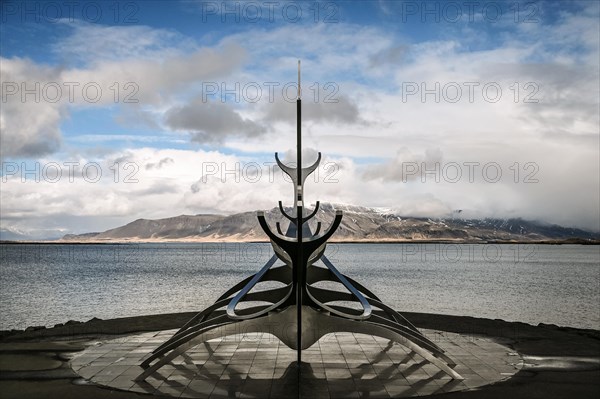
left=136, top=61, right=463, bottom=382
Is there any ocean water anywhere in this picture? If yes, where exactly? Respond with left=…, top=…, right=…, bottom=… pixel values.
left=0, top=243, right=598, bottom=330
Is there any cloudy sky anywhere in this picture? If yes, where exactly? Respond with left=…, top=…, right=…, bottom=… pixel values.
left=1, top=0, right=598, bottom=238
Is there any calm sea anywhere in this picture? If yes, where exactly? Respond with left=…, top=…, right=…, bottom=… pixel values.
left=0, top=243, right=598, bottom=331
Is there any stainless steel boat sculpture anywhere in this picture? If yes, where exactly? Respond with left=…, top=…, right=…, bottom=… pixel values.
left=136, top=61, right=463, bottom=381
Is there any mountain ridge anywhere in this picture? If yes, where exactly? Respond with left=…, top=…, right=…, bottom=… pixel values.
left=59, top=204, right=600, bottom=243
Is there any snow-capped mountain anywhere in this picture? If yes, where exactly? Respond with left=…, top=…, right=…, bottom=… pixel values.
left=57, top=203, right=600, bottom=243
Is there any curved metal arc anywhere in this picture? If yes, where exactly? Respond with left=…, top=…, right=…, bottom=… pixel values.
left=275, top=152, right=322, bottom=186
left=306, top=264, right=412, bottom=327
left=263, top=265, right=293, bottom=281
left=272, top=222, right=297, bottom=264
left=302, top=201, right=320, bottom=224
left=312, top=222, right=322, bottom=236
left=257, top=212, right=297, bottom=250
left=142, top=313, right=233, bottom=368
left=366, top=297, right=421, bottom=334
left=278, top=201, right=295, bottom=223
left=340, top=274, right=382, bottom=301
left=306, top=262, right=382, bottom=302
left=137, top=318, right=246, bottom=380
left=320, top=251, right=372, bottom=319
left=305, top=286, right=370, bottom=320
left=177, top=261, right=293, bottom=340
left=227, top=242, right=288, bottom=320
left=305, top=263, right=419, bottom=334
left=307, top=242, right=328, bottom=265
left=215, top=263, right=290, bottom=303
left=300, top=211, right=343, bottom=259
left=320, top=312, right=462, bottom=380
left=157, top=284, right=292, bottom=354
left=258, top=201, right=340, bottom=257
left=319, top=306, right=448, bottom=363
left=306, top=277, right=371, bottom=320
left=243, top=285, right=291, bottom=302
left=275, top=152, right=297, bottom=184
left=300, top=152, right=321, bottom=183
left=144, top=302, right=283, bottom=369
left=176, top=269, right=265, bottom=333
left=305, top=286, right=354, bottom=302
left=176, top=302, right=225, bottom=336
left=271, top=240, right=293, bottom=266
left=365, top=313, right=446, bottom=357
left=228, top=284, right=293, bottom=321
left=138, top=307, right=300, bottom=381
left=155, top=297, right=232, bottom=353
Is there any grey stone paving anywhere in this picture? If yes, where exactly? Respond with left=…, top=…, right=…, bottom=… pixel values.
left=70, top=329, right=523, bottom=398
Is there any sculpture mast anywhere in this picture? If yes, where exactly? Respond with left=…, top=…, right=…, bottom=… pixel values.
left=295, top=59, right=303, bottom=365
left=297, top=60, right=302, bottom=205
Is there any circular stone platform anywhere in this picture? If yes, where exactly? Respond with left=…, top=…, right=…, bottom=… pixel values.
left=70, top=329, right=523, bottom=398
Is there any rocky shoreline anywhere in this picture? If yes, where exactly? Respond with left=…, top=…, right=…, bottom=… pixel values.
left=2, top=311, right=599, bottom=343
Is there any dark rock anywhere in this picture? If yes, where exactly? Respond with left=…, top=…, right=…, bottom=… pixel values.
left=0, top=330, right=22, bottom=339
left=64, top=320, right=82, bottom=326
left=538, top=323, right=559, bottom=329
left=86, top=317, right=102, bottom=323
left=24, top=326, right=46, bottom=332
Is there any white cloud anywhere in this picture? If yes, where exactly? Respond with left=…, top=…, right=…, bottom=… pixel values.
left=1, top=22, right=247, bottom=158
left=165, top=99, right=265, bottom=143
left=53, top=21, right=196, bottom=63
left=0, top=58, right=65, bottom=157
